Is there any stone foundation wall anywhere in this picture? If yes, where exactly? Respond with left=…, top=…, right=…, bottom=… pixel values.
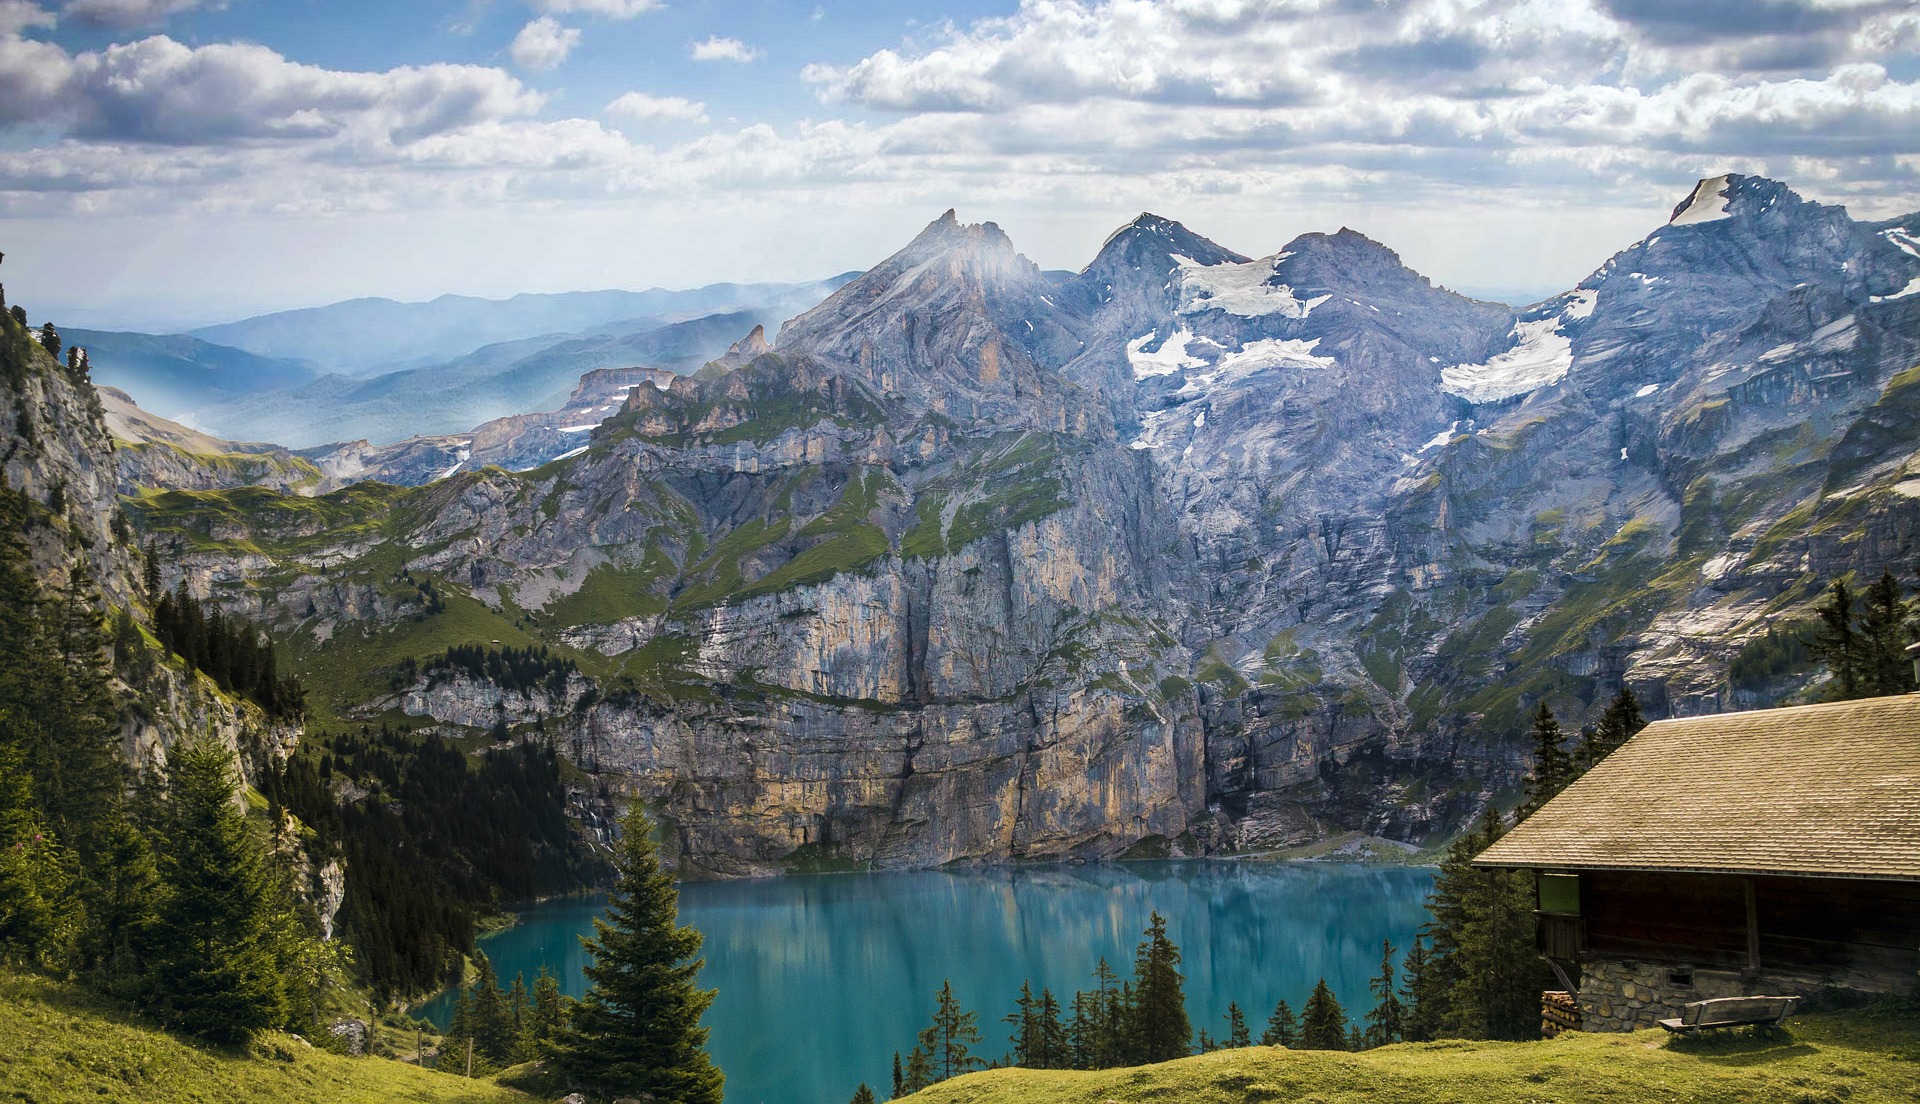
left=1576, top=960, right=1789, bottom=1032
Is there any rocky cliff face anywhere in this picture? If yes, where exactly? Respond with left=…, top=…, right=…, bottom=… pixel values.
left=126, top=176, right=1920, bottom=873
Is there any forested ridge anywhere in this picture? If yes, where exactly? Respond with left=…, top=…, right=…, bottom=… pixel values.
left=267, top=725, right=601, bottom=1000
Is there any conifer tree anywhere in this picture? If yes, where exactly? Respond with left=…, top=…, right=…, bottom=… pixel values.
left=1259, top=999, right=1297, bottom=1047
left=522, top=966, right=568, bottom=1056
left=1068, top=957, right=1127, bottom=1069
left=1810, top=578, right=1863, bottom=699
left=1859, top=570, right=1917, bottom=696
left=891, top=1051, right=904, bottom=1098
left=147, top=736, right=289, bottom=1042
left=1035, top=987, right=1068, bottom=1069
left=1006, top=980, right=1041, bottom=1067
left=1518, top=703, right=1570, bottom=818
left=1364, top=939, right=1405, bottom=1047
left=920, top=979, right=983, bottom=1082
left=77, top=816, right=160, bottom=993
left=901, top=1038, right=935, bottom=1094
left=1422, top=805, right=1551, bottom=1040
left=850, top=1084, right=876, bottom=1104
left=1225, top=1001, right=1251, bottom=1048
left=1398, top=935, right=1442, bottom=1043
left=468, top=950, right=515, bottom=1063
left=1124, top=911, right=1190, bottom=1063
left=1196, top=1028, right=1217, bottom=1053
left=551, top=804, right=722, bottom=1103
left=1299, top=979, right=1349, bottom=1050
left=1576, top=687, right=1646, bottom=771
left=0, top=743, right=76, bottom=965
left=1347, top=1024, right=1367, bottom=1051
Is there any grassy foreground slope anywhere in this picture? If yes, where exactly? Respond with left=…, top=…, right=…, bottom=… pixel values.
left=911, top=1014, right=1920, bottom=1104
left=0, top=973, right=517, bottom=1104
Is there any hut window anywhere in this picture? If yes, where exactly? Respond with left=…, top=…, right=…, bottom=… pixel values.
left=1667, top=968, right=1694, bottom=989
left=1538, top=873, right=1581, bottom=915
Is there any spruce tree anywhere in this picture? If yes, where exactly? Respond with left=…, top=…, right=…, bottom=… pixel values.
left=0, top=743, right=76, bottom=965
left=1225, top=1000, right=1251, bottom=1048
left=1035, top=987, right=1068, bottom=1069
left=1006, top=980, right=1040, bottom=1067
left=1576, top=687, right=1646, bottom=771
left=77, top=816, right=160, bottom=993
left=1124, top=911, right=1190, bottom=1063
left=1364, top=939, right=1405, bottom=1047
left=147, top=736, right=289, bottom=1042
left=522, top=966, right=568, bottom=1056
left=1518, top=702, right=1570, bottom=818
left=1299, top=979, right=1348, bottom=1050
left=851, top=1085, right=876, bottom=1104
left=1859, top=570, right=1916, bottom=696
left=1259, top=999, right=1297, bottom=1047
left=468, top=950, right=515, bottom=1063
left=1399, top=935, right=1442, bottom=1043
left=922, top=979, right=983, bottom=1082
left=891, top=1051, right=904, bottom=1098
left=1068, top=957, right=1127, bottom=1069
left=551, top=804, right=722, bottom=1103
left=1810, top=578, right=1862, bottom=699
left=1425, top=805, right=1552, bottom=1040
left=901, top=1038, right=935, bottom=1094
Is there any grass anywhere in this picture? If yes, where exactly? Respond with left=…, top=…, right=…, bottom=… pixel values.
left=0, top=972, right=517, bottom=1104
left=907, top=1013, right=1920, bottom=1104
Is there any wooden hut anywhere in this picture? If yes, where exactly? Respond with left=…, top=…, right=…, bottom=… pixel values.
left=1475, top=694, right=1920, bottom=1031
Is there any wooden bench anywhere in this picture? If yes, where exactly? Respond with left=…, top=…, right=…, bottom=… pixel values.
left=1658, top=995, right=1799, bottom=1034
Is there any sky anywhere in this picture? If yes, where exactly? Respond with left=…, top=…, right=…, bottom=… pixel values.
left=2, top=0, right=1918, bottom=330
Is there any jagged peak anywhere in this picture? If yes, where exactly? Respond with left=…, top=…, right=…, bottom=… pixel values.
left=1087, top=212, right=1247, bottom=272
left=729, top=324, right=769, bottom=357
left=1666, top=173, right=1805, bottom=227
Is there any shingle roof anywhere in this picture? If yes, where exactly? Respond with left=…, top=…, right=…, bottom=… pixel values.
left=1474, top=694, right=1920, bottom=881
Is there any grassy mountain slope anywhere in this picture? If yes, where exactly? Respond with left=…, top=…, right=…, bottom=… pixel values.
left=909, top=1014, right=1920, bottom=1104
left=0, top=973, right=517, bottom=1104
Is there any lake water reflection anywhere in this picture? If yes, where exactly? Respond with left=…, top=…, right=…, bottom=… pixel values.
left=421, top=861, right=1435, bottom=1104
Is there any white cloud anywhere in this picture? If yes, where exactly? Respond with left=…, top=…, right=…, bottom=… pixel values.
left=510, top=16, right=580, bottom=71
left=605, top=90, right=707, bottom=123
left=0, top=1, right=54, bottom=35
left=529, top=0, right=659, bottom=16
left=690, top=35, right=761, bottom=63
left=64, top=0, right=205, bottom=28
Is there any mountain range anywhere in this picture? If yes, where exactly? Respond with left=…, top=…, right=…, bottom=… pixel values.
left=43, top=174, right=1920, bottom=874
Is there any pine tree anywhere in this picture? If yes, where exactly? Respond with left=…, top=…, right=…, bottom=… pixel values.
left=922, top=979, right=983, bottom=1082
left=1035, top=987, right=1068, bottom=1069
left=1225, top=1000, right=1251, bottom=1048
left=1068, top=957, right=1127, bottom=1069
left=1299, top=979, right=1348, bottom=1050
left=1576, top=687, right=1646, bottom=771
left=1006, top=980, right=1040, bottom=1067
left=1810, top=578, right=1863, bottom=699
left=891, top=1051, right=904, bottom=1099
left=1124, top=911, right=1190, bottom=1063
left=901, top=1036, right=935, bottom=1094
left=1423, top=805, right=1552, bottom=1040
left=1259, top=999, right=1297, bottom=1047
left=551, top=804, right=722, bottom=1103
left=1196, top=1028, right=1217, bottom=1053
left=850, top=1084, right=876, bottom=1104
left=147, top=736, right=289, bottom=1042
left=1364, top=939, right=1404, bottom=1048
left=1859, top=570, right=1916, bottom=696
left=142, top=540, right=162, bottom=603
left=0, top=743, right=77, bottom=965
left=1347, top=1024, right=1367, bottom=1051
left=522, top=966, right=568, bottom=1056
left=1399, top=935, right=1442, bottom=1043
left=467, top=950, right=515, bottom=1062
left=76, top=816, right=160, bottom=993
left=1518, top=702, right=1570, bottom=818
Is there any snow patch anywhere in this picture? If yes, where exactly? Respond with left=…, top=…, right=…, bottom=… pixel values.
left=550, top=446, right=588, bottom=463
left=559, top=424, right=596, bottom=433
left=1419, top=423, right=1462, bottom=453
left=1883, top=228, right=1920, bottom=260
left=1563, top=288, right=1598, bottom=320
left=1126, top=329, right=1209, bottom=378
left=1634, top=384, right=1660, bottom=398
left=1871, top=276, right=1920, bottom=303
left=1440, top=317, right=1574, bottom=403
left=430, top=460, right=463, bottom=482
left=1176, top=253, right=1328, bottom=319
left=1176, top=338, right=1335, bottom=398
left=1670, top=175, right=1734, bottom=226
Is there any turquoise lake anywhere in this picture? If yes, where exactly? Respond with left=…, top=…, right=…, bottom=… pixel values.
left=420, top=861, right=1436, bottom=1104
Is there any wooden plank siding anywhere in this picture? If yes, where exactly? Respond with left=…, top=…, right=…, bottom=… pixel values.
left=1576, top=871, right=1920, bottom=989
